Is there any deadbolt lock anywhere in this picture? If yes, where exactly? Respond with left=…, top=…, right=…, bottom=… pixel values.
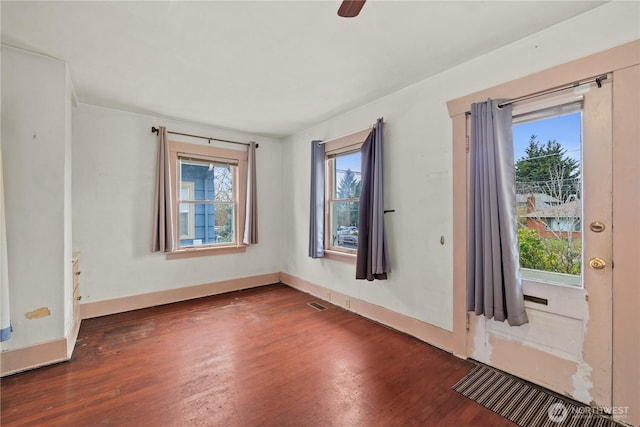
left=590, top=221, right=606, bottom=233
left=589, top=257, right=606, bottom=270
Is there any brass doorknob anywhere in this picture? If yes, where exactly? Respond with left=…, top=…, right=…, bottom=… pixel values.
left=589, top=257, right=606, bottom=270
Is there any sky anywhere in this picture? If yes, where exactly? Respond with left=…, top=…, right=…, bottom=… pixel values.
left=336, top=151, right=361, bottom=176
left=513, top=112, right=582, bottom=163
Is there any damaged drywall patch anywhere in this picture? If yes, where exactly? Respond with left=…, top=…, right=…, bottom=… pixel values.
left=571, top=361, right=593, bottom=403
left=472, top=315, right=493, bottom=363
left=25, top=307, right=51, bottom=319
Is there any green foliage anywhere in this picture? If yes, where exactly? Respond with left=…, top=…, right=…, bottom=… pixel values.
left=518, top=228, right=581, bottom=275
left=515, top=135, right=580, bottom=184
left=518, top=228, right=547, bottom=271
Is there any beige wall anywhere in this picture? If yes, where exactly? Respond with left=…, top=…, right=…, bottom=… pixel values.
left=611, top=64, right=640, bottom=425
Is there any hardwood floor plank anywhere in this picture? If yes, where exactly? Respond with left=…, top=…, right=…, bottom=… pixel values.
left=1, top=284, right=515, bottom=426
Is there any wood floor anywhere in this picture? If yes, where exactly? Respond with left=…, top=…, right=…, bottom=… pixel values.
left=1, top=284, right=515, bottom=426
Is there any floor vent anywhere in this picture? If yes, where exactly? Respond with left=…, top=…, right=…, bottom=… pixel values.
left=307, top=301, right=327, bottom=311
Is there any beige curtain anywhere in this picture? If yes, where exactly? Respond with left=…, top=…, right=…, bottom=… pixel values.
left=152, top=127, right=174, bottom=252
left=243, top=142, right=258, bottom=245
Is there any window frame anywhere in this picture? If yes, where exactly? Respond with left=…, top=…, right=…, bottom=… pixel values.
left=322, top=128, right=370, bottom=262
left=167, top=140, right=247, bottom=259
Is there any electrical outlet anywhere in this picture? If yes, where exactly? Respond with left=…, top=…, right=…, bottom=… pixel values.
left=326, top=292, right=331, bottom=302
left=345, top=298, right=350, bottom=309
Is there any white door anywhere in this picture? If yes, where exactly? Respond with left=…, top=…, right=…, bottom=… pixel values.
left=467, top=75, right=613, bottom=407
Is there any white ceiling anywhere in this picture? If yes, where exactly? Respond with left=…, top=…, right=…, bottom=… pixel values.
left=1, top=1, right=606, bottom=138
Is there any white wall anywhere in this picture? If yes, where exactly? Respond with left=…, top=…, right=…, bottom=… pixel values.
left=280, top=2, right=640, bottom=332
left=72, top=104, right=282, bottom=303
left=1, top=47, right=73, bottom=350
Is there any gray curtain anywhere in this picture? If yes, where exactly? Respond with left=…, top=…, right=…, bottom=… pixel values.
left=308, top=140, right=325, bottom=258
left=152, top=126, right=174, bottom=253
left=356, top=118, right=391, bottom=280
left=467, top=100, right=528, bottom=326
left=243, top=142, right=258, bottom=245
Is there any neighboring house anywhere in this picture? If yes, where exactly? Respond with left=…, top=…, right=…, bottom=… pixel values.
left=516, top=193, right=560, bottom=223
left=522, top=199, right=581, bottom=240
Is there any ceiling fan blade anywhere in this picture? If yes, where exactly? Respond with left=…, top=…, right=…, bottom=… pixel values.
left=338, top=0, right=366, bottom=18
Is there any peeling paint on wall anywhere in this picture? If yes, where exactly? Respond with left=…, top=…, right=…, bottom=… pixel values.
left=24, top=307, right=51, bottom=320
left=472, top=316, right=493, bottom=363
left=571, top=361, right=593, bottom=403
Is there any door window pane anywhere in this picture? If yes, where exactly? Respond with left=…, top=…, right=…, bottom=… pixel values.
left=513, top=111, right=582, bottom=286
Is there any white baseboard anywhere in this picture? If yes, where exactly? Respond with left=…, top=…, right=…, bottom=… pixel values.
left=1, top=324, right=77, bottom=377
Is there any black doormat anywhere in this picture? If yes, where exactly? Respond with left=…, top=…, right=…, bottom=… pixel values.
left=453, top=364, right=625, bottom=427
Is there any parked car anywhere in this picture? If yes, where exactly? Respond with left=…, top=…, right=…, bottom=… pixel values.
left=337, top=226, right=358, bottom=235
left=337, top=235, right=358, bottom=248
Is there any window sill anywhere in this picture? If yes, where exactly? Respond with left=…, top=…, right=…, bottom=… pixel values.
left=166, top=245, right=247, bottom=260
left=323, top=250, right=356, bottom=264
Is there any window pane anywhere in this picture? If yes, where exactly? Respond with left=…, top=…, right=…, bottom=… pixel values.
left=513, top=111, right=582, bottom=286
left=334, top=152, right=361, bottom=199
left=179, top=202, right=234, bottom=247
left=331, top=201, right=359, bottom=250
left=213, top=165, right=233, bottom=202
left=213, top=202, right=234, bottom=243
left=179, top=212, right=189, bottom=236
left=180, top=186, right=190, bottom=203
left=180, top=160, right=213, bottom=201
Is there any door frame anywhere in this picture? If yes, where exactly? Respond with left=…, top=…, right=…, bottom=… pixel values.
left=447, top=40, right=640, bottom=421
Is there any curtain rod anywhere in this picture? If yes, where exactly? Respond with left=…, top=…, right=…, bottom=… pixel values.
left=317, top=120, right=381, bottom=145
left=464, top=74, right=608, bottom=116
left=151, top=126, right=258, bottom=148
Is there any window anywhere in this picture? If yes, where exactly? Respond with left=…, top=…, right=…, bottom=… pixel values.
left=178, top=159, right=235, bottom=247
left=323, top=129, right=369, bottom=258
left=168, top=141, right=247, bottom=258
left=327, top=150, right=361, bottom=252
left=513, top=98, right=583, bottom=286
